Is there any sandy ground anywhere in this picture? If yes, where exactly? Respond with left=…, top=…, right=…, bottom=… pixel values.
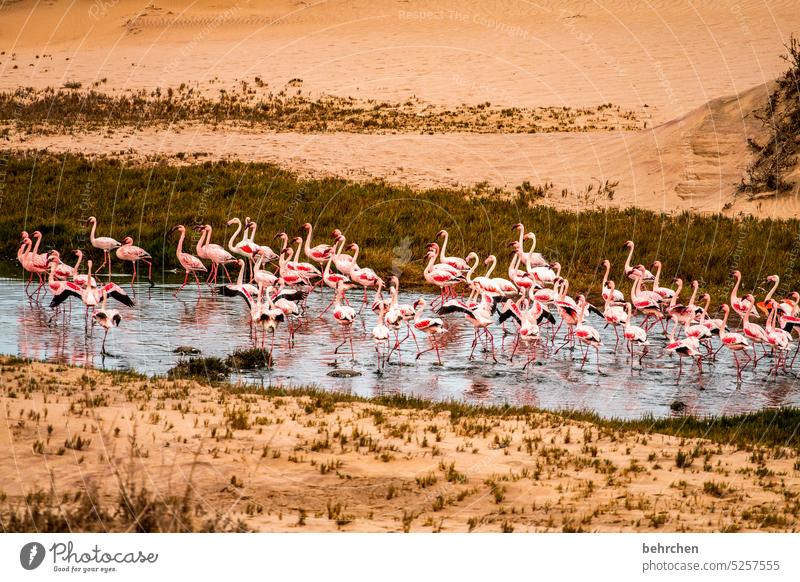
left=1, top=357, right=799, bottom=532
left=2, top=0, right=800, bottom=217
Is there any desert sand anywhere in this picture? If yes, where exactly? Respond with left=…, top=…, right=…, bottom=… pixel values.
left=1, top=357, right=798, bottom=532
left=2, top=0, right=800, bottom=217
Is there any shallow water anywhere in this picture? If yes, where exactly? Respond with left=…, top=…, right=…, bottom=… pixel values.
left=2, top=278, right=799, bottom=419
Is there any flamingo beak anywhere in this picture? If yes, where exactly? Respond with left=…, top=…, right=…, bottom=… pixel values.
left=168, top=225, right=180, bottom=235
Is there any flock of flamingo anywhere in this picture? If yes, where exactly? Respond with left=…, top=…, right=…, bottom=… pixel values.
left=15, top=217, right=800, bottom=380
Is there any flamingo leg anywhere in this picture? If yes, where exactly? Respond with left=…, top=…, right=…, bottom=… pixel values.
left=175, top=271, right=190, bottom=296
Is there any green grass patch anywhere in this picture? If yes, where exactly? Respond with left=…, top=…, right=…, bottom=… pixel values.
left=2, top=151, right=799, bottom=300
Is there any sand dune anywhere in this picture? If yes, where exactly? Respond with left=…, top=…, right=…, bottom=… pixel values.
left=11, top=81, right=790, bottom=216
left=2, top=0, right=800, bottom=216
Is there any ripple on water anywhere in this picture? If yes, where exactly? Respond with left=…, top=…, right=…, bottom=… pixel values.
left=1, top=278, right=799, bottom=419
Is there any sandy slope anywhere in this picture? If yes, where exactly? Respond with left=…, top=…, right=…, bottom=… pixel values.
left=2, top=358, right=798, bottom=532
left=11, top=81, right=786, bottom=216
left=2, top=0, right=800, bottom=216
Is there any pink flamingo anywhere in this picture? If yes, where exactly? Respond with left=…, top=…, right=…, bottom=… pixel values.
left=602, top=281, right=628, bottom=347
left=665, top=322, right=703, bottom=378
left=742, top=294, right=769, bottom=367
left=434, top=229, right=469, bottom=271
left=412, top=298, right=445, bottom=364
left=87, top=216, right=121, bottom=281
left=332, top=284, right=357, bottom=360
left=341, top=243, right=380, bottom=306
left=92, top=289, right=122, bottom=355
left=622, top=303, right=649, bottom=367
left=600, top=260, right=624, bottom=303
left=719, top=304, right=751, bottom=380
left=331, top=230, right=357, bottom=276
left=425, top=247, right=466, bottom=305
left=651, top=261, right=676, bottom=304
left=116, top=236, right=153, bottom=288
left=438, top=293, right=498, bottom=363
left=512, top=225, right=547, bottom=268
left=302, top=222, right=334, bottom=264
left=196, top=224, right=235, bottom=286
left=19, top=232, right=48, bottom=298
left=729, top=270, right=754, bottom=322
left=574, top=295, right=602, bottom=371
left=170, top=225, right=207, bottom=296
left=622, top=241, right=654, bottom=281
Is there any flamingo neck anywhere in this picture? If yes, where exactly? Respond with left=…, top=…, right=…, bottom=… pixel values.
left=89, top=221, right=98, bottom=245
left=765, top=277, right=780, bottom=302
left=227, top=221, right=242, bottom=251
left=687, top=283, right=699, bottom=308
left=73, top=251, right=82, bottom=273
left=601, top=262, right=611, bottom=288
left=652, top=263, right=662, bottom=288
left=32, top=235, right=42, bottom=256
left=624, top=244, right=634, bottom=273
left=465, top=256, right=479, bottom=283
left=196, top=228, right=207, bottom=254
left=440, top=231, right=449, bottom=260
left=731, top=273, right=742, bottom=303
left=484, top=256, right=496, bottom=278
left=176, top=229, right=186, bottom=258
left=304, top=226, right=314, bottom=256
left=237, top=262, right=245, bottom=287
left=350, top=245, right=360, bottom=264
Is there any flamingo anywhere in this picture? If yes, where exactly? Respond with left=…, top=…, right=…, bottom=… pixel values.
left=245, top=220, right=279, bottom=262
left=253, top=253, right=279, bottom=289
left=622, top=240, right=654, bottom=281
left=622, top=303, right=649, bottom=367
left=331, top=230, right=357, bottom=276
left=434, top=229, right=469, bottom=271
left=219, top=259, right=258, bottom=306
left=719, top=304, right=751, bottom=380
left=332, top=284, right=357, bottom=360
left=742, top=294, right=769, bottom=367
left=19, top=233, right=48, bottom=298
left=730, top=270, right=754, bottom=322
left=424, top=247, right=465, bottom=303
left=764, top=302, right=792, bottom=374
left=92, top=289, right=122, bottom=355
left=49, top=259, right=134, bottom=309
left=512, top=225, right=547, bottom=268
left=170, top=225, right=207, bottom=296
left=600, top=260, right=624, bottom=303
left=574, top=295, right=602, bottom=371
left=667, top=279, right=701, bottom=332
left=517, top=301, right=542, bottom=369
left=70, top=250, right=97, bottom=288
left=346, top=243, right=382, bottom=308
left=195, top=224, right=236, bottom=286
left=528, top=261, right=559, bottom=288
left=302, top=222, right=335, bottom=264
left=650, top=260, right=676, bottom=304
left=287, top=237, right=322, bottom=279
left=602, top=281, right=628, bottom=347
left=115, top=236, right=153, bottom=288
left=438, top=293, right=498, bottom=362
left=686, top=293, right=714, bottom=354
left=756, top=275, right=780, bottom=316
left=87, top=216, right=121, bottom=281
left=665, top=322, right=703, bottom=378
left=412, top=298, right=445, bottom=364
left=48, top=250, right=74, bottom=280
left=631, top=270, right=664, bottom=331
left=372, top=303, right=391, bottom=372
